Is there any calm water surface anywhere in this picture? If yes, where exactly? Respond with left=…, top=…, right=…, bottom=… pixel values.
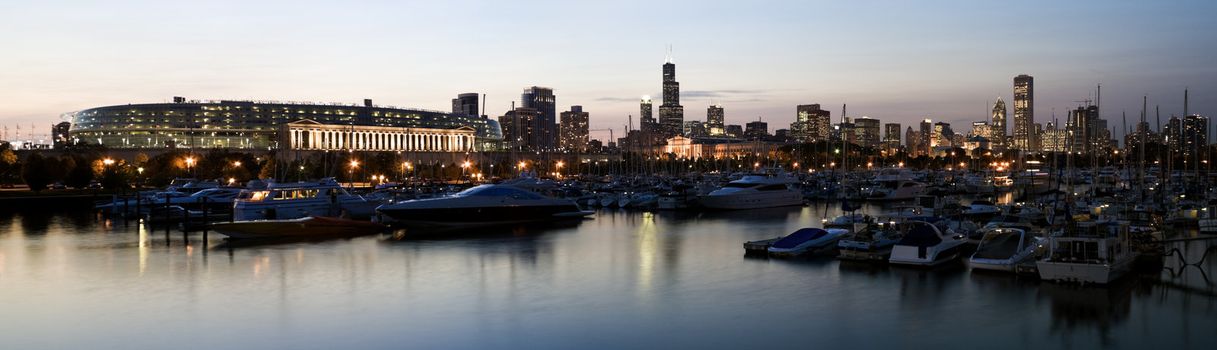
left=1, top=205, right=1215, bottom=350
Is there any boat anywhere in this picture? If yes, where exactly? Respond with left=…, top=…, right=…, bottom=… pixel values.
left=967, top=228, right=1043, bottom=272
left=211, top=216, right=386, bottom=239
left=1199, top=200, right=1217, bottom=234
left=699, top=175, right=804, bottom=210
left=822, top=213, right=873, bottom=233
left=1037, top=221, right=1137, bottom=284
left=837, top=223, right=903, bottom=261
left=376, top=184, right=593, bottom=228
left=767, top=228, right=846, bottom=258
left=963, top=200, right=1001, bottom=216
left=233, top=178, right=381, bottom=221
left=888, top=219, right=968, bottom=266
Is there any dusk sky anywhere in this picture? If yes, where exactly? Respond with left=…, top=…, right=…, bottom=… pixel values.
left=2, top=0, right=1214, bottom=142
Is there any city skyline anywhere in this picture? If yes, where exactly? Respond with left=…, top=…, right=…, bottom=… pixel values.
left=2, top=1, right=1215, bottom=143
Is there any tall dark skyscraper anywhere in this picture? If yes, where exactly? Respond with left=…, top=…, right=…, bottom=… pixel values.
left=1182, top=114, right=1209, bottom=163
left=883, top=123, right=902, bottom=150
left=521, top=86, right=556, bottom=150
left=1012, top=75, right=1034, bottom=150
left=706, top=104, right=725, bottom=136
left=991, top=96, right=1007, bottom=151
left=640, top=96, right=655, bottom=131
left=452, top=93, right=480, bottom=116
left=657, top=54, right=684, bottom=138
left=745, top=120, right=768, bottom=139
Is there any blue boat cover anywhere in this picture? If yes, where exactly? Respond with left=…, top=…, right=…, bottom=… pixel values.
left=772, top=228, right=828, bottom=249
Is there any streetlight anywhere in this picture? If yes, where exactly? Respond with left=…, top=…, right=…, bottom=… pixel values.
left=233, top=161, right=242, bottom=167
left=102, top=158, right=115, bottom=166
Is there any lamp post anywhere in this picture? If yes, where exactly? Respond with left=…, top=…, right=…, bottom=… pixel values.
left=348, top=159, right=359, bottom=188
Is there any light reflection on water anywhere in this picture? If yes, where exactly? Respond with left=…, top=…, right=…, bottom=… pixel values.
left=0, top=206, right=1213, bottom=350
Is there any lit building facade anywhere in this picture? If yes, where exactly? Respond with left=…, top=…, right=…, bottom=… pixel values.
left=69, top=97, right=502, bottom=150
left=521, top=86, right=557, bottom=150
left=854, top=117, right=881, bottom=148
left=706, top=104, right=725, bottom=136
left=658, top=60, right=685, bottom=138
left=883, top=123, right=902, bottom=151
left=282, top=120, right=476, bottom=152
left=1012, top=74, right=1035, bottom=151
left=991, top=97, right=1007, bottom=151
left=559, top=105, right=590, bottom=152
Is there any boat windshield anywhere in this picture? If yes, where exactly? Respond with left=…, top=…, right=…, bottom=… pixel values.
left=974, top=230, right=1027, bottom=259
left=722, top=183, right=758, bottom=188
left=897, top=222, right=942, bottom=247
left=457, top=185, right=546, bottom=200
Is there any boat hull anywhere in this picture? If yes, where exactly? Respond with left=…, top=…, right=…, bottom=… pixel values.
left=699, top=191, right=803, bottom=210
left=378, top=204, right=589, bottom=228
left=211, top=217, right=385, bottom=239
left=1036, top=258, right=1134, bottom=284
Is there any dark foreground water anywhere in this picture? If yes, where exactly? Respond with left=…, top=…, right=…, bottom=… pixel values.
left=1, top=205, right=1215, bottom=350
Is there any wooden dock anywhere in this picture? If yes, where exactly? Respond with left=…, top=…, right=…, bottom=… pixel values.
left=743, top=237, right=781, bottom=255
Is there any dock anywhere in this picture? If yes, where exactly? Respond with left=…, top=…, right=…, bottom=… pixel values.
left=743, top=237, right=781, bottom=255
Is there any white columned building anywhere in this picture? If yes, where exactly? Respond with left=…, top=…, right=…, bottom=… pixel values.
left=281, top=119, right=478, bottom=152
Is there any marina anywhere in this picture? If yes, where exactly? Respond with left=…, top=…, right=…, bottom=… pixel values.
left=0, top=202, right=1214, bottom=349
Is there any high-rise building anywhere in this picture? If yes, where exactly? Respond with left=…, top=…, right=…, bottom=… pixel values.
left=745, top=120, right=769, bottom=139
left=1066, top=105, right=1104, bottom=154
left=919, top=119, right=933, bottom=156
left=1182, top=114, right=1209, bottom=162
left=1041, top=121, right=1068, bottom=153
left=640, top=96, right=655, bottom=131
left=991, top=97, right=1007, bottom=151
left=683, top=121, right=708, bottom=138
left=559, top=105, right=590, bottom=152
left=521, top=86, right=557, bottom=150
left=452, top=93, right=480, bottom=116
left=1164, top=116, right=1182, bottom=150
left=883, top=123, right=902, bottom=151
left=1012, top=75, right=1035, bottom=151
left=932, top=122, right=954, bottom=148
left=726, top=125, right=744, bottom=138
left=791, top=104, right=830, bottom=142
left=970, top=121, right=992, bottom=140
left=658, top=58, right=684, bottom=138
left=905, top=127, right=919, bottom=153
left=706, top=104, right=725, bottom=136
left=499, top=107, right=542, bottom=151
left=854, top=117, right=881, bottom=148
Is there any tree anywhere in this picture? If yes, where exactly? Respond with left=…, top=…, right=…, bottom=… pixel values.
left=0, top=144, right=18, bottom=185
left=64, top=156, right=93, bottom=189
left=21, top=153, right=51, bottom=193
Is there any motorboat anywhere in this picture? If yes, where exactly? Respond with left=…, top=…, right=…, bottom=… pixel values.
left=963, top=200, right=1001, bottom=216
left=968, top=228, right=1043, bottom=272
left=767, top=228, right=846, bottom=258
left=233, top=178, right=381, bottom=221
left=822, top=213, right=873, bottom=233
left=888, top=219, right=968, bottom=266
left=1037, top=221, right=1137, bottom=284
left=699, top=175, right=804, bottom=210
left=376, top=184, right=593, bottom=228
left=97, top=187, right=245, bottom=216
left=211, top=216, right=386, bottom=239
left=837, top=223, right=903, bottom=261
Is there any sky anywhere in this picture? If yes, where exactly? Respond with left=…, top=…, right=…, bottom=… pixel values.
left=1, top=0, right=1215, bottom=142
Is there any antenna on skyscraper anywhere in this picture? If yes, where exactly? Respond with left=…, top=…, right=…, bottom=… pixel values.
left=665, top=45, right=673, bottom=64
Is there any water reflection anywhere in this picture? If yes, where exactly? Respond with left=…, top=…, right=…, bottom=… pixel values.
left=0, top=209, right=1213, bottom=349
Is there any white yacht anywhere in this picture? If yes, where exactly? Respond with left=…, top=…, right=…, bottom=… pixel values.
left=232, top=178, right=380, bottom=221
left=376, top=184, right=592, bottom=228
left=1037, top=221, right=1137, bottom=284
left=968, top=228, right=1043, bottom=272
left=699, top=175, right=803, bottom=210
left=888, top=219, right=968, bottom=267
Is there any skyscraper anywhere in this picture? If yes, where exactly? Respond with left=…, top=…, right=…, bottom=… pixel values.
left=499, top=107, right=542, bottom=151
left=792, top=104, right=831, bottom=142
left=1012, top=75, right=1034, bottom=150
left=883, top=123, right=902, bottom=151
left=657, top=56, right=684, bottom=138
left=452, top=93, right=480, bottom=116
left=521, top=86, right=556, bottom=150
left=919, top=119, right=933, bottom=156
left=559, top=105, right=590, bottom=152
left=745, top=120, right=768, bottom=139
left=991, top=97, right=1007, bottom=151
left=1182, top=114, right=1209, bottom=162
left=706, top=104, right=725, bottom=136
left=854, top=117, right=881, bottom=148
left=640, top=96, right=655, bottom=130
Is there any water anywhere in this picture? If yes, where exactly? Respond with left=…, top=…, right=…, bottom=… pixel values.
left=1, top=206, right=1215, bottom=350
